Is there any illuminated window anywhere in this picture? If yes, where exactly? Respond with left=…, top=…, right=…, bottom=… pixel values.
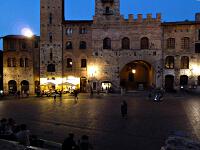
left=181, top=37, right=190, bottom=49
left=181, top=56, right=189, bottom=69
left=122, top=37, right=130, bottom=49
left=165, top=56, right=174, bottom=69
left=67, top=58, right=73, bottom=68
left=66, top=41, right=72, bottom=49
left=103, top=38, right=111, bottom=49
left=80, top=41, right=87, bottom=49
left=81, top=59, right=87, bottom=68
left=47, top=64, right=55, bottom=72
left=167, top=38, right=175, bottom=49
left=141, top=37, right=149, bottom=49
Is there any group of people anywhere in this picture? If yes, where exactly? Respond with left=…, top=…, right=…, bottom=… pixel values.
left=0, top=118, right=30, bottom=146
left=62, top=133, right=93, bottom=150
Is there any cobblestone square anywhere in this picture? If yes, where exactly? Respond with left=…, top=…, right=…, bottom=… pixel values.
left=0, top=94, right=200, bottom=150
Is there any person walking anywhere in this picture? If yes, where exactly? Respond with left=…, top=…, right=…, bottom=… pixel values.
left=121, top=100, right=128, bottom=119
left=74, top=90, right=78, bottom=102
left=53, top=93, right=56, bottom=100
left=62, top=133, right=77, bottom=150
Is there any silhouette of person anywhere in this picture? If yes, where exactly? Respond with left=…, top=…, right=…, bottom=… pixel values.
left=62, top=133, right=77, bottom=150
left=121, top=100, right=128, bottom=119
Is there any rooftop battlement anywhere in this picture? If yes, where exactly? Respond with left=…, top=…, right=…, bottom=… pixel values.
left=120, top=13, right=161, bottom=23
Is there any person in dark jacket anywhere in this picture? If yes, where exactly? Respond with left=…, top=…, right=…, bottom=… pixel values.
left=62, top=133, right=77, bottom=150
left=121, top=100, right=128, bottom=119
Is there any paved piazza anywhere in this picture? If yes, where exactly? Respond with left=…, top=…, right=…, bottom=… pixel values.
left=0, top=93, right=200, bottom=150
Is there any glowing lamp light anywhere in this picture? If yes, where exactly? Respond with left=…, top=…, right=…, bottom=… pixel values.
left=132, top=69, right=136, bottom=74
left=88, top=66, right=97, bottom=77
left=21, top=28, right=33, bottom=38
left=192, top=65, right=200, bottom=75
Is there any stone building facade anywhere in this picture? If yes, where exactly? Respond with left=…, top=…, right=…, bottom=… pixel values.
left=39, top=0, right=200, bottom=93
left=3, top=35, right=40, bottom=95
left=3, top=0, right=200, bottom=94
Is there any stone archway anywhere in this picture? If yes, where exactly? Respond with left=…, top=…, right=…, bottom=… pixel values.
left=120, top=60, right=155, bottom=91
left=8, top=80, right=17, bottom=94
left=21, top=80, right=29, bottom=93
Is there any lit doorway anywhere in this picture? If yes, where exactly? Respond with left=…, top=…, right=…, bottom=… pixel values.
left=120, top=60, right=154, bottom=91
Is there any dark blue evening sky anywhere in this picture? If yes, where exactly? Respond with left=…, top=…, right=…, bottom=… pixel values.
left=0, top=0, right=199, bottom=49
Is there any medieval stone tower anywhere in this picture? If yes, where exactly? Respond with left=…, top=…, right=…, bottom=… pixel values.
left=40, top=0, right=64, bottom=84
left=95, top=0, right=120, bottom=17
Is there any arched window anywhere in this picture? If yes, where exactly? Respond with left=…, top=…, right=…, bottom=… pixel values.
left=198, top=76, right=200, bottom=86
left=20, top=58, right=24, bottom=67
left=66, top=28, right=73, bottom=36
left=47, top=64, right=55, bottom=72
left=165, top=56, right=174, bottom=69
left=167, top=38, right=175, bottom=49
left=181, top=56, right=189, bottom=69
left=79, top=41, right=87, bottom=49
left=12, top=58, right=16, bottom=67
left=181, top=37, right=190, bottom=49
left=141, top=37, right=149, bottom=49
left=122, top=37, right=130, bottom=49
left=66, top=41, right=72, bottom=49
left=180, top=75, right=188, bottom=86
left=103, top=38, right=111, bottom=49
left=67, top=58, right=73, bottom=68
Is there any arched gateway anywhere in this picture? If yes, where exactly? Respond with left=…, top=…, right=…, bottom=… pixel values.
left=120, top=60, right=155, bottom=91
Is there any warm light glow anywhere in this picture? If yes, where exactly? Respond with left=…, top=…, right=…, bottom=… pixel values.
left=102, top=83, right=112, bottom=90
left=40, top=78, right=63, bottom=85
left=88, top=66, right=97, bottom=77
left=132, top=69, right=136, bottom=74
left=21, top=28, right=33, bottom=38
left=191, top=65, right=200, bottom=75
left=65, top=76, right=80, bottom=85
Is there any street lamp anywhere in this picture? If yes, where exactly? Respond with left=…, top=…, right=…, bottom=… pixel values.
left=132, top=69, right=136, bottom=74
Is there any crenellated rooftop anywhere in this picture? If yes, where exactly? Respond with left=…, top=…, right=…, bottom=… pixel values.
left=120, top=13, right=162, bottom=23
